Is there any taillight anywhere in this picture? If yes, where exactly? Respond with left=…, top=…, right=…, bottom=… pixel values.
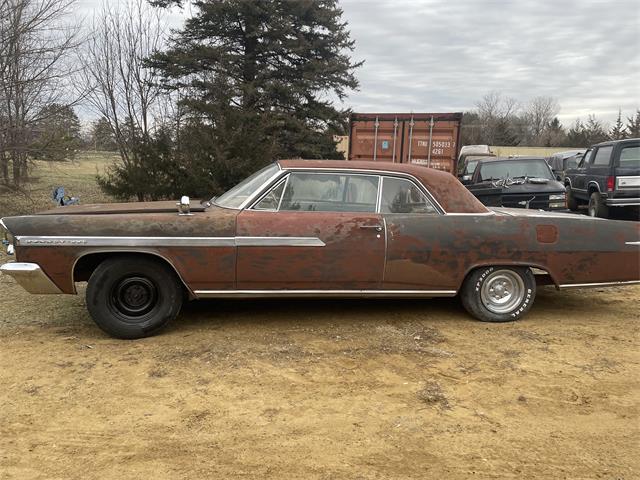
left=607, top=176, right=615, bottom=192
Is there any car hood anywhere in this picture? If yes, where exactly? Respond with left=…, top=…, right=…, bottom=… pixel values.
left=36, top=200, right=207, bottom=215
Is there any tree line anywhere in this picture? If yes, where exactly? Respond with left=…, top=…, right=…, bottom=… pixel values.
left=460, top=92, right=640, bottom=148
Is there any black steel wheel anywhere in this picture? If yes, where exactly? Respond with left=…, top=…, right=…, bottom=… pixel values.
left=86, top=256, right=183, bottom=339
left=460, top=266, right=536, bottom=323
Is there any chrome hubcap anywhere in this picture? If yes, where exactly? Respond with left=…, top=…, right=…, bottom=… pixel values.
left=480, top=270, right=526, bottom=314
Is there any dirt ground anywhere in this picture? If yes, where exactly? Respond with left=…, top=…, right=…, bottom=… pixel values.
left=1, top=249, right=638, bottom=479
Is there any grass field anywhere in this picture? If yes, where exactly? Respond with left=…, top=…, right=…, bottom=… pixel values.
left=0, top=152, right=118, bottom=218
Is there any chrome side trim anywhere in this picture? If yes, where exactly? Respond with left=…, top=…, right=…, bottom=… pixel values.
left=15, top=236, right=325, bottom=248
left=0, top=262, right=63, bottom=294
left=558, top=280, right=640, bottom=289
left=625, top=241, right=640, bottom=246
left=193, top=289, right=458, bottom=299
left=235, top=237, right=326, bottom=247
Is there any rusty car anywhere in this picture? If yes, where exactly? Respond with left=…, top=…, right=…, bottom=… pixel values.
left=1, top=160, right=639, bottom=339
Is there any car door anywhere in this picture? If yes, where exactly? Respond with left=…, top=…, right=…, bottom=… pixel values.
left=587, top=145, right=613, bottom=194
left=378, top=176, right=455, bottom=290
left=571, top=149, right=592, bottom=199
left=235, top=171, right=386, bottom=290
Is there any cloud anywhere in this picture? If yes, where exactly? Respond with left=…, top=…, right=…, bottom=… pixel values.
left=339, top=0, right=640, bottom=124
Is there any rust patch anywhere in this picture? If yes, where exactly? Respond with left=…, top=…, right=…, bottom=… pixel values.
left=536, top=225, right=558, bottom=244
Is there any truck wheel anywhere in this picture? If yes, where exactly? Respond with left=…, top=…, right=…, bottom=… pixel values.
left=566, top=186, right=579, bottom=211
left=86, top=256, right=183, bottom=339
left=460, top=266, right=536, bottom=323
left=588, top=192, right=609, bottom=218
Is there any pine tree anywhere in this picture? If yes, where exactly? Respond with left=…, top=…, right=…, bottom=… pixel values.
left=626, top=110, right=640, bottom=138
left=148, top=0, right=361, bottom=194
left=609, top=109, right=626, bottom=140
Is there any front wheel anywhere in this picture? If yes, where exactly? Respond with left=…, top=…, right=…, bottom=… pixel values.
left=460, top=266, right=536, bottom=323
left=566, top=186, right=579, bottom=211
left=86, top=256, right=183, bottom=339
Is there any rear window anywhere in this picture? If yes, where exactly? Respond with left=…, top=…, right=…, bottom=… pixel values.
left=618, top=145, right=640, bottom=167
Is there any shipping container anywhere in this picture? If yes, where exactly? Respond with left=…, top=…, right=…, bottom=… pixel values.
left=347, top=113, right=463, bottom=175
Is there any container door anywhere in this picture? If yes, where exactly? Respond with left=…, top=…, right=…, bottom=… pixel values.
left=401, top=118, right=458, bottom=174
left=349, top=117, right=402, bottom=162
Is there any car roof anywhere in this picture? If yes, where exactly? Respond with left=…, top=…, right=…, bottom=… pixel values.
left=591, top=138, right=640, bottom=147
left=277, top=159, right=489, bottom=214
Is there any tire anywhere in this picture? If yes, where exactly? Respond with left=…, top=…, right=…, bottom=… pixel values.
left=566, top=186, right=579, bottom=211
left=460, top=266, right=536, bottom=323
left=86, top=256, right=183, bottom=339
left=588, top=191, right=609, bottom=218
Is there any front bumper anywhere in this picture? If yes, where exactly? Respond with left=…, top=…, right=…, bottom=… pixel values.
left=0, top=262, right=63, bottom=294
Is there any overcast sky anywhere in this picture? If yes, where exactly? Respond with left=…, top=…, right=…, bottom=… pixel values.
left=76, top=0, right=639, bottom=126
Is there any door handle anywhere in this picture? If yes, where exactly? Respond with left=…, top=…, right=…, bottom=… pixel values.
left=360, top=225, right=383, bottom=232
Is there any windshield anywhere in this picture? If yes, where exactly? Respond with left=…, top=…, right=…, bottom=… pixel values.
left=213, top=163, right=280, bottom=209
left=478, top=159, right=554, bottom=182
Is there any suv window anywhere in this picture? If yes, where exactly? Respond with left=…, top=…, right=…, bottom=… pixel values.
left=618, top=145, right=640, bottom=167
left=278, top=173, right=379, bottom=212
left=380, top=177, right=437, bottom=214
left=592, top=146, right=613, bottom=166
left=579, top=150, right=592, bottom=167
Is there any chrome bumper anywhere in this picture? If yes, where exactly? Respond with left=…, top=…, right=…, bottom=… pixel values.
left=605, top=197, right=640, bottom=206
left=0, top=262, right=63, bottom=294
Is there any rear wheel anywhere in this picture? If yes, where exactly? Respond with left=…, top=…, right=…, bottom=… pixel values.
left=588, top=192, right=609, bottom=218
left=86, top=256, right=183, bottom=339
left=460, top=266, right=536, bottom=323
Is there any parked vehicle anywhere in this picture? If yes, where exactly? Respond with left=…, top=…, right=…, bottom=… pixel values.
left=465, top=157, right=567, bottom=210
left=546, top=150, right=584, bottom=181
left=457, top=145, right=496, bottom=185
left=2, top=160, right=638, bottom=339
left=348, top=113, right=462, bottom=175
left=564, top=138, right=640, bottom=218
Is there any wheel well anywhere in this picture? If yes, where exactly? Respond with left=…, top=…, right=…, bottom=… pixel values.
left=462, top=265, right=558, bottom=289
left=587, top=183, right=600, bottom=195
left=73, top=251, right=193, bottom=297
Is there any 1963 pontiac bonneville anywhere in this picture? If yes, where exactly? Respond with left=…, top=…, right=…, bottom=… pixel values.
left=1, top=160, right=639, bottom=338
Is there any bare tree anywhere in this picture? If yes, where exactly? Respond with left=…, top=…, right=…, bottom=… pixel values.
left=475, top=91, right=520, bottom=145
left=522, top=96, right=560, bottom=145
left=79, top=0, right=168, bottom=167
left=0, top=0, right=80, bottom=186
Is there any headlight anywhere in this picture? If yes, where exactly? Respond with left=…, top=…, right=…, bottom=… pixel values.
left=549, top=193, right=566, bottom=200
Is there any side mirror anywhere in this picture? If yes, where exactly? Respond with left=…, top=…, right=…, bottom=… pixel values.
left=460, top=175, right=472, bottom=185
left=177, top=195, right=192, bottom=215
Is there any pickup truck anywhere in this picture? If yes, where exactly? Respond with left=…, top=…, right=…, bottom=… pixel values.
left=564, top=138, right=640, bottom=218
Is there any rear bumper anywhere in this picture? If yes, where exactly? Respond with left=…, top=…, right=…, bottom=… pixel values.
left=0, top=262, right=63, bottom=294
left=605, top=197, right=640, bottom=206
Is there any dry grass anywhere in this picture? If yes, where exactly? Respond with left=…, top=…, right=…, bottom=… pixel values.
left=0, top=151, right=119, bottom=218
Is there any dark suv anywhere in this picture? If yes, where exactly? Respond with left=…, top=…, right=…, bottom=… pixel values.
left=564, top=138, right=640, bottom=218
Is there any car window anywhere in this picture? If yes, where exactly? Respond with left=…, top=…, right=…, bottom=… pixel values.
left=380, top=177, right=437, bottom=214
left=579, top=150, right=592, bottom=167
left=592, top=146, right=613, bottom=166
left=477, top=159, right=554, bottom=181
left=253, top=178, right=286, bottom=211
left=618, top=145, right=640, bottom=167
left=279, top=173, right=379, bottom=212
